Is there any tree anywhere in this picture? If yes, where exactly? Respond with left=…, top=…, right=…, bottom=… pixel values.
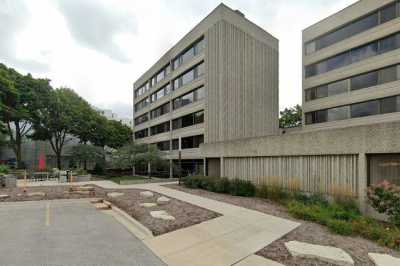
left=104, top=120, right=132, bottom=149
left=279, top=104, right=302, bottom=128
left=30, top=88, right=88, bottom=169
left=71, top=144, right=105, bottom=170
left=0, top=63, right=52, bottom=168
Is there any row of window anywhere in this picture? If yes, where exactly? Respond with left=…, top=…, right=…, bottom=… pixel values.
left=135, top=128, right=149, bottom=139
left=134, top=62, right=205, bottom=113
left=305, top=1, right=399, bottom=55
left=150, top=121, right=170, bottom=136
left=305, top=64, right=400, bottom=101
left=305, top=32, right=400, bottom=78
left=305, top=95, right=400, bottom=124
left=153, top=135, right=204, bottom=151
left=135, top=87, right=205, bottom=126
left=172, top=110, right=204, bottom=130
left=134, top=37, right=205, bottom=99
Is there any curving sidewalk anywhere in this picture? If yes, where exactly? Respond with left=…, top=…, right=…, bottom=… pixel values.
left=20, top=180, right=300, bottom=265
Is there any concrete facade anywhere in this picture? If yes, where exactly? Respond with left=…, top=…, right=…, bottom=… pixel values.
left=303, top=0, right=400, bottom=130
left=132, top=4, right=278, bottom=176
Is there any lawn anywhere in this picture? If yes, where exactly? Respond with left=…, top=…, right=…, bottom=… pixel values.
left=108, top=175, right=148, bottom=184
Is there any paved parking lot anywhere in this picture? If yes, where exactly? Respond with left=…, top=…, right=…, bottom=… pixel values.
left=0, top=199, right=165, bottom=266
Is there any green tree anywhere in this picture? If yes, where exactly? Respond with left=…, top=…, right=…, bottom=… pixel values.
left=0, top=63, right=52, bottom=168
left=71, top=144, right=105, bottom=170
left=279, top=104, right=302, bottom=128
left=105, top=120, right=132, bottom=149
left=30, top=88, right=88, bottom=169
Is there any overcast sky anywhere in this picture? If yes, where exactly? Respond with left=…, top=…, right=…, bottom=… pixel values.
left=0, top=0, right=357, bottom=118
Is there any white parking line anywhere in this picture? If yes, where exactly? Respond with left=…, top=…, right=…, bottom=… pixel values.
left=45, top=202, right=50, bottom=226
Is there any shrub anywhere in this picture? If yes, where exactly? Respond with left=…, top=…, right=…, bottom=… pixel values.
left=93, top=162, right=105, bottom=175
left=330, top=185, right=359, bottom=211
left=367, top=180, right=400, bottom=226
left=327, top=219, right=353, bottom=236
left=214, top=177, right=231, bottom=193
left=0, top=164, right=9, bottom=174
left=229, top=179, right=256, bottom=197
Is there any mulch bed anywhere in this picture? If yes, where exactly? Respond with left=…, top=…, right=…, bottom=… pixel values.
left=0, top=185, right=220, bottom=236
left=166, top=184, right=400, bottom=266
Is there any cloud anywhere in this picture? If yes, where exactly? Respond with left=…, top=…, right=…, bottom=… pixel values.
left=0, top=0, right=49, bottom=73
left=55, top=0, right=137, bottom=63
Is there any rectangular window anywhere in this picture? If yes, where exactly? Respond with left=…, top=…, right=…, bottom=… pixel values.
left=351, top=71, right=378, bottom=90
left=328, top=79, right=348, bottom=96
left=173, top=86, right=203, bottom=110
left=156, top=70, right=165, bottom=83
left=172, top=139, right=179, bottom=150
left=380, top=3, right=397, bottom=24
left=181, top=69, right=195, bottom=86
left=173, top=37, right=204, bottom=69
left=315, top=85, right=328, bottom=99
left=134, top=113, right=149, bottom=126
left=172, top=110, right=204, bottom=130
left=369, top=154, right=400, bottom=186
left=135, top=129, right=148, bottom=139
left=150, top=102, right=170, bottom=119
left=327, top=106, right=349, bottom=121
left=135, top=97, right=150, bottom=112
left=155, top=140, right=170, bottom=151
left=351, top=100, right=380, bottom=118
left=305, top=41, right=316, bottom=55
left=181, top=135, right=204, bottom=149
left=194, top=86, right=205, bottom=101
left=379, top=65, right=397, bottom=84
left=379, top=34, right=399, bottom=53
left=380, top=96, right=398, bottom=114
left=150, top=121, right=170, bottom=136
left=350, top=42, right=378, bottom=63
left=194, top=111, right=204, bottom=124
left=196, top=62, right=205, bottom=77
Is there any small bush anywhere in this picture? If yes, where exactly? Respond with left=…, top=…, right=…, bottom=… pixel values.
left=367, top=180, right=400, bottom=226
left=93, top=162, right=105, bottom=175
left=0, top=164, right=9, bottom=174
left=229, top=179, right=256, bottom=197
left=327, top=219, right=353, bottom=236
left=330, top=185, right=358, bottom=211
left=214, top=177, right=231, bottom=193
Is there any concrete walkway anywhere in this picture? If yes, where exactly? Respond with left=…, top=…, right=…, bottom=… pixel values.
left=20, top=180, right=300, bottom=266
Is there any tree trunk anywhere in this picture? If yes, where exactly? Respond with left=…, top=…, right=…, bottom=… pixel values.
left=56, top=151, right=62, bottom=170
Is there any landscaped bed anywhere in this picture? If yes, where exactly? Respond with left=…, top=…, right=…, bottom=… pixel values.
left=0, top=185, right=220, bottom=236
left=166, top=183, right=400, bottom=266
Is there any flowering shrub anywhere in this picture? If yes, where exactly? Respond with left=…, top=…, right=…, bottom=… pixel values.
left=367, top=180, right=400, bottom=226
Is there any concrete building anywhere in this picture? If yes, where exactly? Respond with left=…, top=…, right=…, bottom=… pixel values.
left=132, top=4, right=279, bottom=176
left=302, top=0, right=400, bottom=130
left=201, top=0, right=400, bottom=214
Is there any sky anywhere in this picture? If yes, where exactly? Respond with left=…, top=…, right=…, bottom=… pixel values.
left=0, top=0, right=358, bottom=118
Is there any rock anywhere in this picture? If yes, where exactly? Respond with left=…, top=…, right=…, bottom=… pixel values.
left=95, top=203, right=111, bottom=210
left=157, top=196, right=170, bottom=205
left=368, top=253, right=400, bottom=266
left=0, top=194, right=9, bottom=199
left=90, top=198, right=103, bottom=204
left=140, top=203, right=157, bottom=208
left=285, top=241, right=354, bottom=266
left=27, top=192, right=46, bottom=197
left=140, top=191, right=154, bottom=198
left=150, top=210, right=175, bottom=221
left=107, top=192, right=124, bottom=198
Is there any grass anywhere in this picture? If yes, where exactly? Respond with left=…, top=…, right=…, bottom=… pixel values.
left=108, top=175, right=148, bottom=184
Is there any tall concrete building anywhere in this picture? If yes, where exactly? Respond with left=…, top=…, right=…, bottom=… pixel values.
left=133, top=4, right=279, bottom=176
left=303, top=0, right=400, bottom=130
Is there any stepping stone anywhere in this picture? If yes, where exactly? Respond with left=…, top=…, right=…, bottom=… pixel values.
left=27, top=192, right=46, bottom=197
left=107, top=192, right=124, bottom=198
left=368, top=253, right=400, bottom=266
left=90, top=198, right=103, bottom=204
left=285, top=241, right=354, bottom=266
left=95, top=203, right=111, bottom=210
left=140, top=203, right=157, bottom=208
left=140, top=191, right=154, bottom=198
left=150, top=210, right=175, bottom=221
left=0, top=194, right=9, bottom=199
left=157, top=196, right=170, bottom=205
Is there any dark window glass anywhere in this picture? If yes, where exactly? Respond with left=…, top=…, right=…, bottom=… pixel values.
left=172, top=139, right=179, bottom=150
left=150, top=103, right=170, bottom=119
left=328, top=79, right=348, bottom=96
left=316, top=110, right=327, bottom=123
left=156, top=140, right=170, bottom=151
left=181, top=48, right=195, bottom=65
left=173, top=58, right=180, bottom=70
left=326, top=52, right=350, bottom=71
left=351, top=100, right=380, bottom=118
left=351, top=71, right=378, bottom=90
left=327, top=106, right=349, bottom=121
left=305, top=113, right=314, bottom=124
left=305, top=88, right=314, bottom=101
left=182, top=115, right=193, bottom=128
left=351, top=42, right=378, bottom=63
left=196, top=62, right=205, bottom=77
left=349, top=12, right=378, bottom=36
left=379, top=65, right=397, bottom=84
left=305, top=65, right=316, bottom=77
left=379, top=34, right=399, bottom=53
left=316, top=85, right=328, bottom=99
left=195, top=86, right=205, bottom=100
left=305, top=41, right=316, bottom=55
left=380, top=3, right=397, bottom=24
left=182, top=69, right=195, bottom=86
left=156, top=70, right=165, bottom=83
left=135, top=113, right=148, bottom=126
left=195, top=38, right=205, bottom=54
left=150, top=122, right=170, bottom=135
left=194, top=111, right=204, bottom=124
left=380, top=96, right=398, bottom=114
left=174, top=78, right=180, bottom=90
left=135, top=129, right=148, bottom=139
left=181, top=135, right=204, bottom=149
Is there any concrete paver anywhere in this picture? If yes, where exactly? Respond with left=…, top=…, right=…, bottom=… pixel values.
left=368, top=253, right=400, bottom=266
left=234, top=255, right=284, bottom=266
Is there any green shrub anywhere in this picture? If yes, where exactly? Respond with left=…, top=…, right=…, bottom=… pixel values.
left=256, top=183, right=288, bottom=201
left=367, top=180, right=400, bottom=226
left=0, top=164, right=9, bottom=174
left=228, top=179, right=256, bottom=197
left=93, top=162, right=105, bottom=175
left=214, top=177, right=231, bottom=193
left=327, top=219, right=353, bottom=236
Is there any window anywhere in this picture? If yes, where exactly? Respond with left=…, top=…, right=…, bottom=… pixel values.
left=379, top=65, right=398, bottom=84
left=173, top=63, right=204, bottom=90
left=328, top=106, right=349, bottom=121
left=351, top=71, right=378, bottom=90
left=156, top=70, right=165, bottom=83
left=380, top=3, right=397, bottom=24
left=305, top=32, right=400, bottom=78
left=172, top=110, right=204, bottom=130
left=134, top=113, right=149, bottom=126
left=316, top=85, right=328, bottom=99
left=380, top=96, right=398, bottom=114
left=173, top=86, right=204, bottom=109
left=181, top=135, right=204, bottom=149
left=150, top=102, right=170, bottom=119
left=173, top=37, right=205, bottom=69
left=172, top=139, right=179, bottom=150
left=181, top=70, right=195, bottom=86
left=150, top=121, right=170, bottom=136
left=351, top=100, right=380, bottom=118
left=328, top=80, right=348, bottom=96
left=135, top=97, right=150, bottom=112
left=369, top=154, right=400, bottom=186
left=155, top=140, right=170, bottom=151
left=135, top=129, right=148, bottom=139
left=150, top=84, right=171, bottom=103
left=305, top=3, right=398, bottom=55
